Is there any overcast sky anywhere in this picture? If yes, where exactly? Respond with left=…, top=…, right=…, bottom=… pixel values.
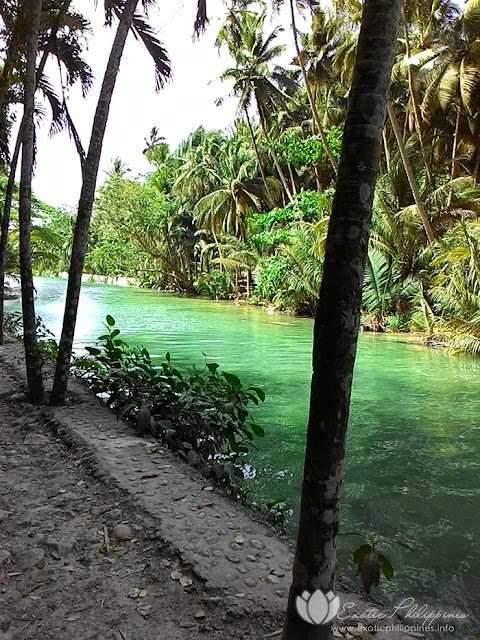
left=28, top=0, right=299, bottom=210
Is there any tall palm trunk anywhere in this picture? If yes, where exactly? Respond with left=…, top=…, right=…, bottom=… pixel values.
left=288, top=163, right=298, bottom=195
left=447, top=106, right=461, bottom=208
left=288, top=0, right=338, bottom=174
left=50, top=0, right=140, bottom=405
left=259, top=117, right=293, bottom=201
left=0, top=7, right=24, bottom=163
left=18, top=0, right=45, bottom=403
left=244, top=108, right=275, bottom=208
left=212, top=229, right=224, bottom=267
left=403, top=17, right=432, bottom=185
left=382, top=128, right=391, bottom=173
left=0, top=134, right=21, bottom=345
left=386, top=101, right=435, bottom=243
left=281, top=1, right=403, bottom=638
left=270, top=145, right=293, bottom=201
left=0, top=0, right=72, bottom=344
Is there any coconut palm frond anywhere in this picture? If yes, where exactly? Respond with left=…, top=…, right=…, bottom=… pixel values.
left=130, top=13, right=172, bottom=91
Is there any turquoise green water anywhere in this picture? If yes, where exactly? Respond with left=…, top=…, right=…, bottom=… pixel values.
left=7, top=277, right=480, bottom=636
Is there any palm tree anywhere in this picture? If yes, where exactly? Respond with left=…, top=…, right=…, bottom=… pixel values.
left=109, top=156, right=131, bottom=177
left=50, top=0, right=172, bottom=404
left=216, top=6, right=296, bottom=201
left=428, top=216, right=480, bottom=354
left=387, top=1, right=459, bottom=187
left=287, top=0, right=338, bottom=174
left=386, top=100, right=435, bottom=242
left=0, top=0, right=91, bottom=164
left=18, top=0, right=45, bottom=403
left=417, top=0, right=480, bottom=180
left=173, top=127, right=225, bottom=206
left=327, top=1, right=437, bottom=242
left=0, top=0, right=27, bottom=164
left=271, top=222, right=327, bottom=314
left=0, top=0, right=90, bottom=344
left=281, top=0, right=403, bottom=637
left=193, top=137, right=270, bottom=242
left=204, top=234, right=259, bottom=297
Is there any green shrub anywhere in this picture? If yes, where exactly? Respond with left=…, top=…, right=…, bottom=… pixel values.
left=271, top=126, right=342, bottom=169
left=195, top=269, right=233, bottom=299
left=384, top=313, right=413, bottom=332
left=253, top=255, right=291, bottom=303
left=3, top=310, right=23, bottom=338
left=4, top=311, right=58, bottom=361
left=75, top=316, right=266, bottom=494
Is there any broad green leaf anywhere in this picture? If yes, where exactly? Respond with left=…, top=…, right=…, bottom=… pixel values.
left=250, top=422, right=265, bottom=437
left=378, top=554, right=394, bottom=580
left=85, top=346, right=101, bottom=356
left=359, top=552, right=380, bottom=594
left=223, top=371, right=241, bottom=388
left=136, top=406, right=151, bottom=432
left=187, top=449, right=198, bottom=465
left=117, top=402, right=135, bottom=420
left=248, top=386, right=266, bottom=402
left=353, top=543, right=372, bottom=565
left=224, top=402, right=235, bottom=414
left=158, top=419, right=174, bottom=430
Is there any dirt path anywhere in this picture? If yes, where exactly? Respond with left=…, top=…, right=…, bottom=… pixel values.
left=0, top=361, right=276, bottom=640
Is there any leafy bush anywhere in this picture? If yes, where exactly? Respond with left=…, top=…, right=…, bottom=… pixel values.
left=195, top=269, right=234, bottom=299
left=75, top=316, right=266, bottom=493
left=3, top=310, right=23, bottom=338
left=251, top=190, right=332, bottom=255
left=384, top=313, right=413, bottom=332
left=4, top=311, right=58, bottom=361
left=271, top=127, right=342, bottom=169
left=254, top=255, right=292, bottom=303
left=345, top=531, right=413, bottom=594
left=35, top=318, right=59, bottom=361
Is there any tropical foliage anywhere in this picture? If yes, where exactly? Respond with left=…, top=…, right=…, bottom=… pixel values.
left=75, top=316, right=266, bottom=493
left=3, top=0, right=480, bottom=357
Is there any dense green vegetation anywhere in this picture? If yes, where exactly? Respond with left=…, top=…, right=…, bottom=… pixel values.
left=4, top=0, right=476, bottom=355
left=75, top=315, right=266, bottom=494
left=4, top=1, right=476, bottom=634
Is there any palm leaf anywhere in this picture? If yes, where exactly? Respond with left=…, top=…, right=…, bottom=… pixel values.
left=37, top=75, right=65, bottom=136
left=130, top=13, right=171, bottom=91
left=194, top=0, right=207, bottom=37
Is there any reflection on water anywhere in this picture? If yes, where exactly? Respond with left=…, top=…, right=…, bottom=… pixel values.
left=7, top=277, right=480, bottom=636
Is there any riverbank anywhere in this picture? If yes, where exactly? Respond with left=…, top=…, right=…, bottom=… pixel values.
left=0, top=336, right=424, bottom=640
left=57, top=272, right=140, bottom=287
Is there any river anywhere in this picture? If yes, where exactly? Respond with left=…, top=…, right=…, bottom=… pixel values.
left=6, top=277, right=480, bottom=636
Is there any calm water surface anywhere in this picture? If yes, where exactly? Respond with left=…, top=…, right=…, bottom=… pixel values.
left=7, top=277, right=480, bottom=636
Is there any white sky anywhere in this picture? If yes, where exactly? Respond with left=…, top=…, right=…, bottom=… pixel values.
left=27, top=0, right=300, bottom=210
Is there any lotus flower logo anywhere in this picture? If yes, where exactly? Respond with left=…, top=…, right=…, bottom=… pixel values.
left=296, top=589, right=340, bottom=625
